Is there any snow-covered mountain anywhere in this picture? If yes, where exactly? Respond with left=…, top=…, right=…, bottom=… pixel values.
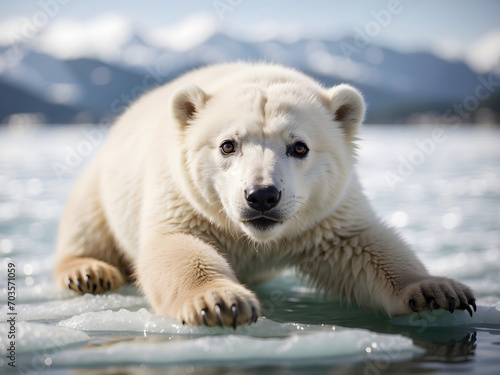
left=1, top=14, right=498, bottom=124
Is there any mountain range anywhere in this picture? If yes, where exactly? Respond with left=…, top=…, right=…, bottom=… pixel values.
left=1, top=22, right=499, bottom=125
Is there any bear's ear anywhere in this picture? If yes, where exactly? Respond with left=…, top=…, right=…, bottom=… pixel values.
left=171, top=84, right=210, bottom=126
left=326, top=84, right=365, bottom=137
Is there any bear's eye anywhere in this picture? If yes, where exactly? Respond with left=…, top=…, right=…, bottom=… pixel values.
left=287, top=141, right=309, bottom=158
left=220, top=140, right=235, bottom=155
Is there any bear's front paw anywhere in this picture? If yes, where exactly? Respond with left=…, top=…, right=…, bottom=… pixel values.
left=172, top=281, right=261, bottom=328
left=55, top=256, right=123, bottom=294
left=403, top=276, right=476, bottom=317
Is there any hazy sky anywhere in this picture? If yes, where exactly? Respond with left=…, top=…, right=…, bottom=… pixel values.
left=1, top=0, right=499, bottom=65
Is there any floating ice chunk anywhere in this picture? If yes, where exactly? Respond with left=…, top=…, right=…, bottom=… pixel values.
left=55, top=308, right=424, bottom=368
left=58, top=308, right=335, bottom=337
left=391, top=304, right=500, bottom=327
left=54, top=329, right=423, bottom=368
left=0, top=321, right=89, bottom=355
left=58, top=308, right=179, bottom=333
left=0, top=293, right=146, bottom=322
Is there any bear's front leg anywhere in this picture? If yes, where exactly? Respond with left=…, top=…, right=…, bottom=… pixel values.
left=136, top=233, right=260, bottom=327
left=298, top=224, right=476, bottom=317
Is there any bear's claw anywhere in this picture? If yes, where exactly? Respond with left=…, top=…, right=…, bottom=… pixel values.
left=409, top=299, right=417, bottom=312
left=251, top=307, right=258, bottom=323
left=214, top=304, right=224, bottom=327
left=469, top=298, right=477, bottom=312
left=231, top=304, right=238, bottom=329
left=449, top=297, right=456, bottom=313
left=201, top=309, right=208, bottom=326
left=405, top=277, right=475, bottom=317
left=462, top=303, right=473, bottom=317
left=427, top=297, right=436, bottom=312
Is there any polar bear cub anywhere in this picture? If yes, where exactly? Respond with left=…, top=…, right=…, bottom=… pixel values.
left=54, top=63, right=475, bottom=327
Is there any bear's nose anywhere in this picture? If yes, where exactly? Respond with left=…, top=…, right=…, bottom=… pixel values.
left=245, top=186, right=281, bottom=212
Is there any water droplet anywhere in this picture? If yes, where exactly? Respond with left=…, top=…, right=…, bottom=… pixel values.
left=441, top=213, right=462, bottom=229
left=486, top=248, right=499, bottom=262
left=23, top=263, right=33, bottom=275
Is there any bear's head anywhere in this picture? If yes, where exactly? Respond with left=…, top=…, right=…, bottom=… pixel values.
left=170, top=66, right=365, bottom=243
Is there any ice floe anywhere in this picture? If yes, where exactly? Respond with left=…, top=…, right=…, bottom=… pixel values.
left=0, top=293, right=146, bottom=322
left=54, top=322, right=423, bottom=368
left=0, top=321, right=88, bottom=356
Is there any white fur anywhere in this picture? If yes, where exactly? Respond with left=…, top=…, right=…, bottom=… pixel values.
left=54, top=63, right=475, bottom=326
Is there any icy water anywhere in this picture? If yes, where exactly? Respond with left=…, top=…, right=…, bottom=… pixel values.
left=0, top=124, right=499, bottom=375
